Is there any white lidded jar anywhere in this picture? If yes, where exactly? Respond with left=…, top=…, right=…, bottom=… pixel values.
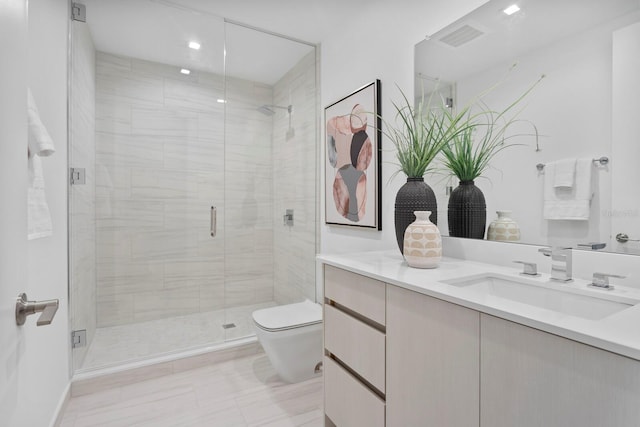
left=487, top=210, right=521, bottom=241
left=403, top=211, right=442, bottom=268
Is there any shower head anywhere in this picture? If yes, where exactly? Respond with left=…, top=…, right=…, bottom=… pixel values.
left=257, top=105, right=276, bottom=116
left=257, top=105, right=275, bottom=116
left=257, top=104, right=293, bottom=116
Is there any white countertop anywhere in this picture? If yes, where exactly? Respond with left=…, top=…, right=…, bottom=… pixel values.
left=318, top=250, right=640, bottom=361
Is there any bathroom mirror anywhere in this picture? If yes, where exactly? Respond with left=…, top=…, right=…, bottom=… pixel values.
left=415, top=0, right=640, bottom=255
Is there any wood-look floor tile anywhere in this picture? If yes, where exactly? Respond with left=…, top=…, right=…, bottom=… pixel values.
left=63, top=352, right=323, bottom=427
left=236, top=377, right=323, bottom=426
left=73, top=386, right=197, bottom=427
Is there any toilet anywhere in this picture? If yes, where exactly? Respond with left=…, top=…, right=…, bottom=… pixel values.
left=252, top=299, right=323, bottom=383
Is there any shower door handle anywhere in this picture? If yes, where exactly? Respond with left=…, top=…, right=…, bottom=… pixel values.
left=210, top=206, right=217, bottom=237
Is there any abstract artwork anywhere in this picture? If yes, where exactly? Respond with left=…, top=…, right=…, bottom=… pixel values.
left=325, top=80, right=381, bottom=229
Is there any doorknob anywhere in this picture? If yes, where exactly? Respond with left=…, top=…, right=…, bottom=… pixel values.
left=15, top=293, right=59, bottom=326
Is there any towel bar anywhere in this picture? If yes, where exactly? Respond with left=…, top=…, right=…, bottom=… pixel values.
left=536, top=156, right=609, bottom=171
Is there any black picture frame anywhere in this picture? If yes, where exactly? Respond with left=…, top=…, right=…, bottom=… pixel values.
left=324, top=80, right=382, bottom=229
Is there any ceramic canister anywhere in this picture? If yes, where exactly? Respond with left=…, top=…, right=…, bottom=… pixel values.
left=403, top=211, right=442, bottom=268
left=487, top=210, right=521, bottom=241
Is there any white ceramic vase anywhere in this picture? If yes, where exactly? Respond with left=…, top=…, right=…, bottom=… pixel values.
left=403, top=211, right=442, bottom=269
left=487, top=210, right=521, bottom=242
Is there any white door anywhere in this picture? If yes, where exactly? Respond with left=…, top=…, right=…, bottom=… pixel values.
left=0, top=0, right=28, bottom=425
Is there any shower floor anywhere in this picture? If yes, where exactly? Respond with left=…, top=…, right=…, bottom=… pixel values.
left=81, top=301, right=276, bottom=370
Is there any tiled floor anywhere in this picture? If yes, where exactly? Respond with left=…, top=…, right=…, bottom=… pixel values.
left=61, top=351, right=323, bottom=427
left=82, top=302, right=277, bottom=370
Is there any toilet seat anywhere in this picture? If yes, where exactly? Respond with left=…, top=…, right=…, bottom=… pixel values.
left=252, top=299, right=322, bottom=332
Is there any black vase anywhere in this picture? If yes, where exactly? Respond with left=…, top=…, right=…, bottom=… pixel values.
left=394, top=178, right=437, bottom=254
left=448, top=180, right=486, bottom=239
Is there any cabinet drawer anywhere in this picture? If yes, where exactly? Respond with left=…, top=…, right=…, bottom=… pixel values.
left=324, top=356, right=385, bottom=427
left=324, top=265, right=386, bottom=325
left=325, top=304, right=385, bottom=392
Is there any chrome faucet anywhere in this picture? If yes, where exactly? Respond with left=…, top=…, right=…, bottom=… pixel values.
left=538, top=247, right=572, bottom=282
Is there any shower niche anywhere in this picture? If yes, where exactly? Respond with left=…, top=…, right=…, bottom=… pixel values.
left=69, top=0, right=318, bottom=372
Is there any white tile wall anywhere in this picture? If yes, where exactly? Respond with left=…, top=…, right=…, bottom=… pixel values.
left=94, top=53, right=279, bottom=327
left=272, top=51, right=318, bottom=305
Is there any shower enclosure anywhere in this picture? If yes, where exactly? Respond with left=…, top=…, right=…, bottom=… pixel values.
left=69, top=0, right=318, bottom=372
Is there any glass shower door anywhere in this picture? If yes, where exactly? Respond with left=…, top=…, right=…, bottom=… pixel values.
left=69, top=0, right=318, bottom=373
left=221, top=22, right=318, bottom=340
left=69, top=0, right=227, bottom=372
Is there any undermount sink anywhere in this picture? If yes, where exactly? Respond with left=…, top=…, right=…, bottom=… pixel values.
left=442, top=274, right=639, bottom=320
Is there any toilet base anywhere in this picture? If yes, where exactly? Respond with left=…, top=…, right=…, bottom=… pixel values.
left=254, top=322, right=323, bottom=383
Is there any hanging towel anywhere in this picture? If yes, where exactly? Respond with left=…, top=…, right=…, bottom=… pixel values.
left=543, top=158, right=593, bottom=220
left=553, top=158, right=576, bottom=188
left=27, top=88, right=55, bottom=240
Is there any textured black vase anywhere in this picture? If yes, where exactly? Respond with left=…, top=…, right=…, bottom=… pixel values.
left=448, top=180, right=486, bottom=239
left=394, top=178, right=437, bottom=254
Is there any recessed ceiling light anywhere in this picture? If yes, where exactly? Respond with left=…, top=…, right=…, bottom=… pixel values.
left=188, top=41, right=201, bottom=50
left=503, top=4, right=520, bottom=15
left=180, top=68, right=191, bottom=75
left=217, top=99, right=227, bottom=104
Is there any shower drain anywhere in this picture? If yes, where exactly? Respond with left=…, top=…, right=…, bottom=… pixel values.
left=222, top=323, right=236, bottom=329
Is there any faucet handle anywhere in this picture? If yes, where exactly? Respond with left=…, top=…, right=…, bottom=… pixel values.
left=538, top=247, right=552, bottom=257
left=513, top=261, right=540, bottom=276
left=538, top=246, right=572, bottom=256
left=590, top=272, right=626, bottom=290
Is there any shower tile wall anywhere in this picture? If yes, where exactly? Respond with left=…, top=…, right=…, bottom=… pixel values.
left=70, top=21, right=97, bottom=367
left=95, top=52, right=274, bottom=327
left=272, top=51, right=317, bottom=305
left=223, top=77, right=275, bottom=308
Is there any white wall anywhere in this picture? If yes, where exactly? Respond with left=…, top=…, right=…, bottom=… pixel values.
left=320, top=0, right=488, bottom=254
left=24, top=0, right=70, bottom=425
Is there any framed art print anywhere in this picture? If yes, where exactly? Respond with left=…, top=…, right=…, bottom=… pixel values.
left=325, top=80, right=381, bottom=229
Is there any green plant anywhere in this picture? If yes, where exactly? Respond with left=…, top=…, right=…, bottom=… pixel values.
left=441, top=71, right=545, bottom=182
left=383, top=86, right=473, bottom=179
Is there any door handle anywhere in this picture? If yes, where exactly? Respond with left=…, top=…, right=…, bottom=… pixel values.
left=210, top=206, right=217, bottom=238
left=15, top=293, right=59, bottom=326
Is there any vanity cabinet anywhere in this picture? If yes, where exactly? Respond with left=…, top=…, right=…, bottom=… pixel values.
left=323, top=263, right=640, bottom=427
left=386, top=285, right=480, bottom=427
left=323, top=265, right=386, bottom=427
left=480, top=314, right=640, bottom=427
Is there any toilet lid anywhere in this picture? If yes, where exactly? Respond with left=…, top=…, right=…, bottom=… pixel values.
left=252, top=299, right=322, bottom=332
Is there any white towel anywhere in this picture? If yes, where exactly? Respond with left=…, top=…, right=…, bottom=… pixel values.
left=27, top=88, right=55, bottom=240
left=543, top=158, right=593, bottom=220
left=553, top=158, right=576, bottom=188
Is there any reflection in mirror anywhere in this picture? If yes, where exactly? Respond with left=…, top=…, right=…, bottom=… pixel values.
left=415, top=0, right=640, bottom=255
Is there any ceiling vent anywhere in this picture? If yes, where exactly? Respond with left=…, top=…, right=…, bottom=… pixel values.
left=438, top=24, right=485, bottom=47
